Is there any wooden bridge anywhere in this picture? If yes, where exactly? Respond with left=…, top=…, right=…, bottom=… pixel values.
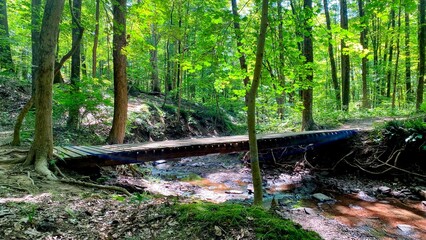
left=54, top=129, right=358, bottom=168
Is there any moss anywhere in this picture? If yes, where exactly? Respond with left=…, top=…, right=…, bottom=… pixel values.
left=168, top=202, right=321, bottom=240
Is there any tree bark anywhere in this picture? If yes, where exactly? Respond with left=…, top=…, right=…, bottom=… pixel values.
left=247, top=0, right=268, bottom=206
left=92, top=0, right=100, bottom=78
left=24, top=0, right=65, bottom=179
left=340, top=0, right=350, bottom=111
left=107, top=0, right=128, bottom=144
left=67, top=0, right=82, bottom=129
left=0, top=0, right=14, bottom=72
left=416, top=0, right=426, bottom=111
left=302, top=0, right=315, bottom=130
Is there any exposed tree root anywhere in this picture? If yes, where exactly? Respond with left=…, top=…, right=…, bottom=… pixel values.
left=60, top=178, right=131, bottom=196
left=0, top=149, right=29, bottom=156
left=0, top=183, right=32, bottom=194
left=24, top=148, right=57, bottom=180
left=0, top=157, right=25, bottom=165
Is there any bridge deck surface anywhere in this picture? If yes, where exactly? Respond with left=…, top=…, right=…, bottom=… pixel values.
left=54, top=129, right=357, bottom=168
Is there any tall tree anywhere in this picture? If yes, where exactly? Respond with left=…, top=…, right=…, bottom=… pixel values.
left=416, top=0, right=426, bottom=110
left=340, top=0, right=350, bottom=111
left=359, top=0, right=370, bottom=108
left=392, top=5, right=402, bottom=109
left=324, top=0, right=340, bottom=109
left=386, top=9, right=396, bottom=98
left=24, top=0, right=65, bottom=179
left=107, top=0, right=128, bottom=144
left=301, top=0, right=316, bottom=130
left=231, top=0, right=249, bottom=105
left=68, top=0, right=83, bottom=129
left=92, top=0, right=100, bottom=78
left=405, top=7, right=413, bottom=101
left=150, top=23, right=160, bottom=94
left=0, top=0, right=13, bottom=72
left=31, top=0, right=41, bottom=88
left=247, top=0, right=269, bottom=206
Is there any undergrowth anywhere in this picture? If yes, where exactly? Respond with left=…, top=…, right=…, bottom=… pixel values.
left=166, top=202, right=321, bottom=240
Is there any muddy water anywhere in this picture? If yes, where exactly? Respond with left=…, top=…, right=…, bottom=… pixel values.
left=309, top=194, right=426, bottom=239
left=147, top=154, right=426, bottom=239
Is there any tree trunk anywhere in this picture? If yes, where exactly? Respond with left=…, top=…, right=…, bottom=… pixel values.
left=231, top=0, right=249, bottom=105
left=324, top=0, right=340, bottom=109
left=386, top=10, right=396, bottom=98
left=81, top=43, right=87, bottom=77
left=247, top=0, right=268, bottom=206
left=24, top=0, right=65, bottom=179
left=67, top=0, right=82, bottom=129
left=31, top=0, right=41, bottom=90
left=92, top=0, right=100, bottom=78
left=392, top=5, right=402, bottom=109
left=150, top=23, right=161, bottom=94
left=416, top=0, right=426, bottom=111
left=340, top=0, right=350, bottom=111
left=359, top=0, right=370, bottom=109
left=276, top=0, right=286, bottom=119
left=302, top=0, right=315, bottom=130
left=405, top=9, right=413, bottom=101
left=107, top=0, right=128, bottom=144
left=0, top=0, right=14, bottom=72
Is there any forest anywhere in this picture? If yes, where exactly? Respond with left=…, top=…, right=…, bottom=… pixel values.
left=0, top=0, right=425, bottom=239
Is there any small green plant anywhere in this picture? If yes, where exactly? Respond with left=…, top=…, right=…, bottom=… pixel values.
left=26, top=204, right=37, bottom=224
left=112, top=194, right=126, bottom=202
left=131, top=192, right=151, bottom=208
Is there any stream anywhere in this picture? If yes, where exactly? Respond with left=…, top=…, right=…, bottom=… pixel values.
left=132, top=153, right=426, bottom=239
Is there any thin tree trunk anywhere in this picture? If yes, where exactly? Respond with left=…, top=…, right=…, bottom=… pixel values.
left=68, top=0, right=82, bottom=129
left=416, top=0, right=426, bottom=110
left=231, top=0, right=249, bottom=105
left=340, top=0, right=350, bottom=111
left=302, top=0, right=315, bottom=130
left=405, top=9, right=413, bottom=101
left=92, top=0, right=100, bottom=78
left=386, top=10, right=396, bottom=98
left=25, top=0, right=65, bottom=179
left=150, top=23, right=161, bottom=94
left=359, top=0, right=370, bottom=108
left=107, top=0, right=128, bottom=144
left=31, top=0, right=41, bottom=90
left=0, top=0, right=13, bottom=72
left=81, top=43, right=87, bottom=77
left=276, top=0, right=286, bottom=119
left=392, top=5, right=402, bottom=109
left=324, top=0, right=340, bottom=109
left=247, top=0, right=269, bottom=206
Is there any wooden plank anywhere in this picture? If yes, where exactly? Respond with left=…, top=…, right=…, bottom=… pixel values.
left=73, top=146, right=108, bottom=155
left=63, top=146, right=91, bottom=157
left=85, top=146, right=116, bottom=153
left=54, top=146, right=80, bottom=159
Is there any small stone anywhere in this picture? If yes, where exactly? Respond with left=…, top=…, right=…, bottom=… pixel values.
left=312, top=193, right=334, bottom=202
left=391, top=191, right=403, bottom=198
left=348, top=204, right=364, bottom=210
left=356, top=191, right=376, bottom=202
left=421, top=201, right=426, bottom=207
left=225, top=190, right=244, bottom=194
left=214, top=226, right=222, bottom=236
left=304, top=207, right=315, bottom=215
left=397, top=224, right=414, bottom=235
left=378, top=186, right=391, bottom=194
left=419, top=190, right=426, bottom=200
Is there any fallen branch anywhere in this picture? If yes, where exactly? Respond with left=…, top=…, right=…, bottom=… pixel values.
left=60, top=178, right=131, bottom=196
